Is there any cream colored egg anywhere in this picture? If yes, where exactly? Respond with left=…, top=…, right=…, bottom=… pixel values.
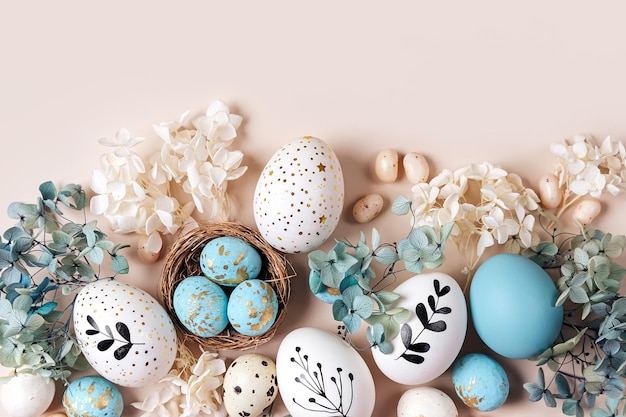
left=353, top=193, right=384, bottom=223
left=253, top=136, right=344, bottom=254
left=137, top=232, right=162, bottom=263
left=573, top=199, right=601, bottom=226
left=0, top=373, right=56, bottom=417
left=397, top=386, right=458, bottom=417
left=223, top=354, right=278, bottom=417
left=403, top=153, right=430, bottom=184
left=73, top=279, right=177, bottom=387
left=375, top=149, right=399, bottom=182
left=538, top=174, right=562, bottom=209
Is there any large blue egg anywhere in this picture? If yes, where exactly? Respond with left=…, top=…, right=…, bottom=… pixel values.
left=452, top=353, right=509, bottom=411
left=470, top=253, right=563, bottom=359
left=63, top=376, right=123, bottom=417
left=228, top=279, right=279, bottom=336
left=200, top=236, right=263, bottom=286
left=174, top=276, right=229, bottom=337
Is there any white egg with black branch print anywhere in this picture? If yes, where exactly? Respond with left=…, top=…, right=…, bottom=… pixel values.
left=276, top=327, right=375, bottom=417
left=253, top=136, right=344, bottom=254
left=73, top=279, right=177, bottom=387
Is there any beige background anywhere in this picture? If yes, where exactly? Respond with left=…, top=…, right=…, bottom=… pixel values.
left=2, top=1, right=626, bottom=416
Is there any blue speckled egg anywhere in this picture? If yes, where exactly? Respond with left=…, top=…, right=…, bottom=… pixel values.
left=174, top=275, right=229, bottom=337
left=452, top=353, right=509, bottom=411
left=470, top=253, right=563, bottom=359
left=200, top=236, right=263, bottom=286
left=62, top=376, right=123, bottom=417
left=228, top=279, right=279, bottom=336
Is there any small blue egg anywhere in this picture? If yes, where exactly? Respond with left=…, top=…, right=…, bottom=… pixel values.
left=470, top=253, right=563, bottom=359
left=200, top=236, right=263, bottom=286
left=63, top=376, right=123, bottom=417
left=452, top=353, right=509, bottom=411
left=174, top=276, right=229, bottom=337
left=228, top=279, right=279, bottom=336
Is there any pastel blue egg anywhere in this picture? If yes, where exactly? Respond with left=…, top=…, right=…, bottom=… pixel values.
left=200, top=236, right=263, bottom=286
left=174, top=276, right=229, bottom=337
left=62, top=376, right=123, bottom=417
left=228, top=279, right=279, bottom=336
left=470, top=253, right=563, bottom=359
left=452, top=353, right=509, bottom=411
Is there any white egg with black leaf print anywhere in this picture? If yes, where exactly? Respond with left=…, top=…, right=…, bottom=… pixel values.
left=276, top=327, right=375, bottom=417
left=371, top=272, right=467, bottom=385
left=253, top=136, right=344, bottom=254
left=73, top=279, right=177, bottom=387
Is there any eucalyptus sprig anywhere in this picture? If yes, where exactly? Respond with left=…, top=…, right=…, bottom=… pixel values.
left=523, top=225, right=626, bottom=417
left=0, top=181, right=129, bottom=382
left=307, top=221, right=453, bottom=353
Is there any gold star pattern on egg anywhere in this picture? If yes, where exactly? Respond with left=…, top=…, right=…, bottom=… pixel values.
left=253, top=136, right=345, bottom=254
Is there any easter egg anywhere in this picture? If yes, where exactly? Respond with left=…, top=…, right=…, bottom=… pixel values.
left=0, top=373, right=55, bottom=417
left=200, top=236, right=262, bottom=286
left=397, top=386, right=458, bottom=417
left=253, top=136, right=344, bottom=254
left=73, top=279, right=177, bottom=387
left=227, top=279, right=279, bottom=336
left=62, top=376, right=123, bottom=417
left=173, top=275, right=229, bottom=337
left=470, top=253, right=563, bottom=359
left=371, top=272, right=467, bottom=385
left=223, top=353, right=279, bottom=417
left=276, top=327, right=376, bottom=417
left=452, top=353, right=509, bottom=411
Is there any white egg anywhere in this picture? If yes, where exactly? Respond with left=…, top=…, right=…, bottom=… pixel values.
left=253, top=136, right=344, bottom=254
left=276, top=327, right=375, bottom=417
left=371, top=272, right=467, bottom=385
left=397, top=386, right=458, bottom=417
left=0, top=373, right=55, bottom=417
left=223, top=353, right=278, bottom=417
left=73, top=279, right=177, bottom=387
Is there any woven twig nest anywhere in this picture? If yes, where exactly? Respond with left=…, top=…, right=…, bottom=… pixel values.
left=159, top=222, right=294, bottom=350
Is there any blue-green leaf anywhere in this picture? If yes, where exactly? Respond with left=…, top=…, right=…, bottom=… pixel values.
left=391, top=195, right=411, bottom=216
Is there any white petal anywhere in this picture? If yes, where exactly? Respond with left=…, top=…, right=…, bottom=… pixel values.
left=90, top=194, right=110, bottom=215
left=90, top=170, right=108, bottom=194
left=109, top=181, right=127, bottom=201
left=206, top=99, right=228, bottom=116
left=569, top=180, right=589, bottom=196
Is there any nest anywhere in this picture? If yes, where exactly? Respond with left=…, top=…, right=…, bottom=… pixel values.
left=159, top=222, right=294, bottom=350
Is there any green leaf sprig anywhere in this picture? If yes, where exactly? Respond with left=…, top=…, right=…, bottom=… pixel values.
left=523, top=225, right=626, bottom=417
left=307, top=215, right=453, bottom=353
left=0, top=181, right=129, bottom=382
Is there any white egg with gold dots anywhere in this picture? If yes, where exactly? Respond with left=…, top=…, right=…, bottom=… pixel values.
left=73, top=279, right=177, bottom=387
left=253, top=136, right=344, bottom=254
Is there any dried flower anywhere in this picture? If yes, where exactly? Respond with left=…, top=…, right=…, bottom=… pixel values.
left=90, top=100, right=247, bottom=258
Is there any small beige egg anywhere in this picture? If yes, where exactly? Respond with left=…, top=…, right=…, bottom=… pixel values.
left=375, top=149, right=399, bottom=182
left=397, top=386, right=458, bottom=417
left=137, top=232, right=162, bottom=263
left=538, top=174, right=562, bottom=209
left=573, top=199, right=601, bottom=226
left=223, top=354, right=278, bottom=417
left=403, top=153, right=430, bottom=184
left=353, top=193, right=384, bottom=223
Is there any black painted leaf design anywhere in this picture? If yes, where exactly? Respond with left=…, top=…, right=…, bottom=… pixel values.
left=104, top=325, right=114, bottom=338
left=401, top=353, right=425, bottom=364
left=116, top=322, right=131, bottom=342
left=415, top=303, right=428, bottom=327
left=114, top=343, right=132, bottom=360
left=434, top=279, right=450, bottom=297
left=436, top=307, right=452, bottom=314
left=401, top=323, right=412, bottom=349
left=86, top=329, right=99, bottom=336
left=87, top=315, right=99, bottom=331
left=428, top=295, right=436, bottom=312
left=97, top=339, right=115, bottom=352
left=407, top=342, right=430, bottom=353
left=426, top=320, right=447, bottom=332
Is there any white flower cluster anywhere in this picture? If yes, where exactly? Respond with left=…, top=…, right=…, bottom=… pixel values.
left=409, top=162, right=540, bottom=274
left=90, top=100, right=247, bottom=253
left=551, top=134, right=626, bottom=199
left=132, top=349, right=227, bottom=417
